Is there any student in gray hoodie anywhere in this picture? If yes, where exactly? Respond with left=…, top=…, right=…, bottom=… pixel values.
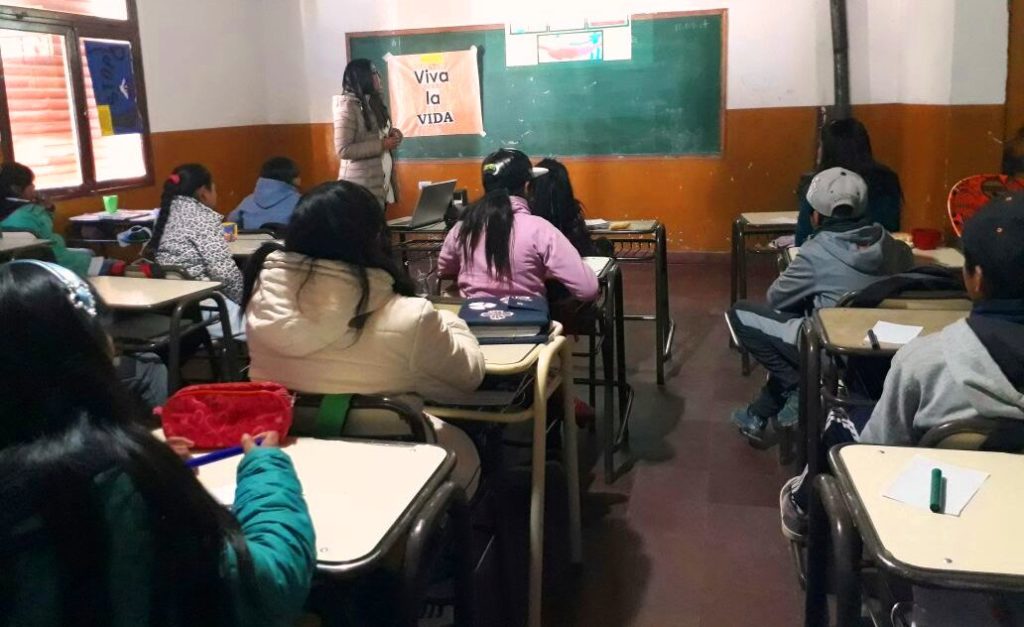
left=227, top=157, right=301, bottom=231
left=780, top=196, right=1024, bottom=612
left=860, top=194, right=1024, bottom=444
left=728, top=167, right=913, bottom=446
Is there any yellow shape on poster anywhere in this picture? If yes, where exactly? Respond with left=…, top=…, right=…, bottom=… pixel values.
left=419, top=52, right=443, bottom=64
left=97, top=105, right=114, bottom=137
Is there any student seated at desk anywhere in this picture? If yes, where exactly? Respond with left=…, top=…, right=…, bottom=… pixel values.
left=0, top=260, right=315, bottom=627
left=780, top=196, right=1024, bottom=542
left=438, top=149, right=599, bottom=302
left=0, top=161, right=92, bottom=277
left=150, top=164, right=246, bottom=338
left=227, top=156, right=301, bottom=232
left=244, top=181, right=485, bottom=496
left=728, top=167, right=913, bottom=446
left=795, top=118, right=903, bottom=245
left=531, top=158, right=598, bottom=257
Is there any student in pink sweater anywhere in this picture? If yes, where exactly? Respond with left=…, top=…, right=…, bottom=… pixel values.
left=438, top=149, right=599, bottom=301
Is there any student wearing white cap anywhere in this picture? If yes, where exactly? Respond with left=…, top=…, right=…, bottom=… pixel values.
left=726, top=167, right=913, bottom=446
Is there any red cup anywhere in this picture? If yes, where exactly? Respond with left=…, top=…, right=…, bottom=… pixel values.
left=911, top=228, right=942, bottom=250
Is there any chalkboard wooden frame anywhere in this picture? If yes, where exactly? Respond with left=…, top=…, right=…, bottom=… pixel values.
left=344, top=9, right=728, bottom=162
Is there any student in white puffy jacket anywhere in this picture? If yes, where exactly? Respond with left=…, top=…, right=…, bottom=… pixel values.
left=243, top=180, right=485, bottom=496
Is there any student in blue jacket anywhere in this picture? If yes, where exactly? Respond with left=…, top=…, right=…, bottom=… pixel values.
left=228, top=157, right=302, bottom=231
left=0, top=260, right=316, bottom=627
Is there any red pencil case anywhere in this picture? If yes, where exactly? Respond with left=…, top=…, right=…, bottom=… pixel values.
left=159, top=382, right=293, bottom=449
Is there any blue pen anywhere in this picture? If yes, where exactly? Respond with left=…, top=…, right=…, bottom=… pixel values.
left=186, top=436, right=264, bottom=469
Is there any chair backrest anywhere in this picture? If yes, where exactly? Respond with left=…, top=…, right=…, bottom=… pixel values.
left=919, top=417, right=1024, bottom=453
left=291, top=393, right=433, bottom=443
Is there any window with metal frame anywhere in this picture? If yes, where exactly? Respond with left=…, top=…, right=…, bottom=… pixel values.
left=0, top=0, right=151, bottom=197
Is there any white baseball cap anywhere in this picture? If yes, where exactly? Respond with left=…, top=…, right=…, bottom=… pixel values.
left=806, top=167, right=868, bottom=217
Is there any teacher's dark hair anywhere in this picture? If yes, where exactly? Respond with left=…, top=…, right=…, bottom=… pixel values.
left=242, top=180, right=415, bottom=331
left=0, top=262, right=257, bottom=626
left=816, top=118, right=902, bottom=203
left=342, top=58, right=390, bottom=132
left=457, top=189, right=515, bottom=281
left=150, top=163, right=214, bottom=252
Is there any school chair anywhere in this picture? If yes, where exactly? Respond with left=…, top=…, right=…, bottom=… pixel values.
left=810, top=421, right=1024, bottom=627
left=291, top=393, right=480, bottom=627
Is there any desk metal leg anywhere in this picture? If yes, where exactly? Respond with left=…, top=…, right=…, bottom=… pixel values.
left=805, top=474, right=830, bottom=627
left=561, top=339, right=583, bottom=566
left=613, top=266, right=632, bottom=445
left=528, top=343, right=552, bottom=627
left=730, top=218, right=742, bottom=306
left=655, top=224, right=671, bottom=385
left=602, top=282, right=616, bottom=483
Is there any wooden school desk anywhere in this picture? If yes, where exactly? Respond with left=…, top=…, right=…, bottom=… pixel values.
left=730, top=211, right=799, bottom=374
left=798, top=308, right=968, bottom=486
left=91, top=276, right=237, bottom=391
left=196, top=438, right=455, bottom=572
left=581, top=256, right=633, bottom=483
left=0, top=232, right=52, bottom=260
left=229, top=234, right=280, bottom=260
left=67, top=209, right=157, bottom=251
left=387, top=217, right=447, bottom=270
left=785, top=245, right=965, bottom=270
left=423, top=321, right=582, bottom=627
left=588, top=219, right=674, bottom=385
left=806, top=445, right=1024, bottom=627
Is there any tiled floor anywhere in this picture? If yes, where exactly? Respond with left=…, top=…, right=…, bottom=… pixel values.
left=546, top=258, right=803, bottom=626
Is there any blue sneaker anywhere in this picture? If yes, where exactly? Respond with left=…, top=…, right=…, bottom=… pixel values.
left=730, top=407, right=764, bottom=432
left=731, top=407, right=777, bottom=449
left=776, top=392, right=800, bottom=428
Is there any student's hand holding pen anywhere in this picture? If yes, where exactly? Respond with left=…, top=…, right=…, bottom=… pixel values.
left=165, top=436, right=195, bottom=461
left=242, top=431, right=279, bottom=453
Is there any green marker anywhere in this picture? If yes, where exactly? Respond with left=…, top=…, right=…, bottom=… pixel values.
left=929, top=468, right=944, bottom=513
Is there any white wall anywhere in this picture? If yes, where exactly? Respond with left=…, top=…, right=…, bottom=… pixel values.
left=134, top=0, right=1009, bottom=131
left=288, top=0, right=1009, bottom=123
left=136, top=0, right=278, bottom=132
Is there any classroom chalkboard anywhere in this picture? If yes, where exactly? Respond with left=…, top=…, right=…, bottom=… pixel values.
left=348, top=12, right=724, bottom=159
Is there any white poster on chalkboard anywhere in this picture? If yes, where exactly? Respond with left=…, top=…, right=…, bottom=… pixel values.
left=384, top=48, right=485, bottom=138
left=506, top=17, right=631, bottom=67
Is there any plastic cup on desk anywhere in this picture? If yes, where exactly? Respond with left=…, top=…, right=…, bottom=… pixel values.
left=102, top=195, right=118, bottom=214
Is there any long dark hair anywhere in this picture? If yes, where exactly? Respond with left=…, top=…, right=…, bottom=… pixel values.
left=531, top=158, right=594, bottom=256
left=242, top=180, right=415, bottom=330
left=457, top=189, right=515, bottom=281
left=815, top=118, right=902, bottom=201
left=0, top=162, right=35, bottom=221
left=342, top=58, right=390, bottom=132
left=150, top=164, right=214, bottom=252
left=0, top=262, right=254, bottom=626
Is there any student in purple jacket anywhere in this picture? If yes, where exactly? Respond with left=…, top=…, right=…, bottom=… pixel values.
left=438, top=149, right=598, bottom=302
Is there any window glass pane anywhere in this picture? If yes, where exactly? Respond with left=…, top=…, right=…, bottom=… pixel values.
left=1, top=1, right=127, bottom=20
left=81, top=38, right=144, bottom=182
left=0, top=29, right=83, bottom=190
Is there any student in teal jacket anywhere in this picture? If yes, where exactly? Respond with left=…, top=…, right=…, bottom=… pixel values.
left=0, top=162, right=92, bottom=276
left=0, top=260, right=316, bottom=627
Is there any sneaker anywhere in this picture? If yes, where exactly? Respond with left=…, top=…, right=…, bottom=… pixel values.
left=780, top=475, right=808, bottom=542
left=731, top=408, right=778, bottom=449
left=730, top=407, right=765, bottom=432
left=776, top=392, right=800, bottom=428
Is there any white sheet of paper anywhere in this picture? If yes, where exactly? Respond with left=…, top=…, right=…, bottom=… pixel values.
left=583, top=256, right=611, bottom=276
left=765, top=216, right=797, bottom=225
left=585, top=219, right=610, bottom=228
left=866, top=320, right=924, bottom=346
left=210, top=484, right=236, bottom=507
left=883, top=455, right=990, bottom=516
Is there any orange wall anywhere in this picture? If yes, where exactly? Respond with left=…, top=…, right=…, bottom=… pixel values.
left=1008, top=0, right=1024, bottom=139
left=54, top=103, right=1005, bottom=252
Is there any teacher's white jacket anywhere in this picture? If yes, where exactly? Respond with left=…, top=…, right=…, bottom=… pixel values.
left=246, top=251, right=486, bottom=398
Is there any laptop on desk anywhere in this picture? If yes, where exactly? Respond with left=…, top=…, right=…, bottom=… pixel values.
left=391, top=180, right=457, bottom=230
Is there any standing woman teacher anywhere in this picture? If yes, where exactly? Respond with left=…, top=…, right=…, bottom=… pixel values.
left=334, top=59, right=403, bottom=208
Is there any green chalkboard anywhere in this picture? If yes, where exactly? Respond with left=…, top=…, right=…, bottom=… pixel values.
left=348, top=12, right=724, bottom=159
